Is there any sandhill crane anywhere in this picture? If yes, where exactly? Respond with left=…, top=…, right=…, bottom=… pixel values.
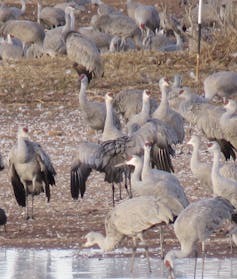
left=0, top=208, right=7, bottom=232
left=152, top=77, right=185, bottom=144
left=204, top=71, right=237, bottom=100
left=37, top=0, right=65, bottom=29
left=188, top=135, right=237, bottom=191
left=142, top=29, right=172, bottom=51
left=220, top=99, right=237, bottom=150
left=164, top=197, right=237, bottom=279
left=178, top=87, right=236, bottom=160
left=112, top=89, right=158, bottom=122
left=77, top=73, right=120, bottom=133
left=78, top=26, right=112, bottom=52
left=0, top=34, right=24, bottom=60
left=109, top=35, right=136, bottom=52
left=133, top=3, right=160, bottom=32
left=95, top=2, right=123, bottom=16
left=208, top=141, right=237, bottom=208
left=8, top=127, right=56, bottom=219
left=0, top=0, right=26, bottom=22
left=0, top=20, right=45, bottom=46
left=102, top=92, right=125, bottom=141
left=126, top=89, right=151, bottom=135
left=90, top=13, right=142, bottom=48
left=66, top=31, right=104, bottom=79
left=125, top=154, right=188, bottom=215
left=158, top=31, right=184, bottom=52
left=142, top=142, right=189, bottom=208
left=43, top=6, right=75, bottom=57
left=70, top=121, right=175, bottom=204
left=83, top=196, right=173, bottom=272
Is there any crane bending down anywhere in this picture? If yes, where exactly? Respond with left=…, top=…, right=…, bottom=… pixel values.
left=70, top=120, right=175, bottom=205
left=83, top=196, right=174, bottom=272
left=8, top=127, right=56, bottom=219
left=164, top=197, right=237, bottom=279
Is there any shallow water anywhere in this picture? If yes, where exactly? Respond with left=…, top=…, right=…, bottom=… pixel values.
left=0, top=248, right=237, bottom=279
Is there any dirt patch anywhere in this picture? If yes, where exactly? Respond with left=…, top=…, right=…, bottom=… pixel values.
left=0, top=0, right=237, bottom=259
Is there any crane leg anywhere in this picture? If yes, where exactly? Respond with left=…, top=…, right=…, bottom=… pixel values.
left=144, top=246, right=152, bottom=273
left=130, top=247, right=137, bottom=273
left=31, top=195, right=34, bottom=219
left=160, top=226, right=164, bottom=259
left=201, top=241, right=205, bottom=279
left=112, top=183, right=115, bottom=207
left=118, top=183, right=122, bottom=200
left=194, top=249, right=198, bottom=279
left=4, top=224, right=6, bottom=233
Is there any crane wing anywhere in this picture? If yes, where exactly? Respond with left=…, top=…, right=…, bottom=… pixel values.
left=9, top=162, right=26, bottom=207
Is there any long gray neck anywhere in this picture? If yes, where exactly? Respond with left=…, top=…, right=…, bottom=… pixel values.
left=63, top=11, right=71, bottom=33
left=79, top=81, right=88, bottom=107
left=70, top=10, right=75, bottom=31
left=190, top=142, right=201, bottom=169
left=141, top=97, right=150, bottom=116
left=142, top=148, right=151, bottom=179
left=37, top=2, right=42, bottom=24
left=104, top=99, right=114, bottom=131
left=131, top=161, right=143, bottom=184
left=20, top=0, right=26, bottom=14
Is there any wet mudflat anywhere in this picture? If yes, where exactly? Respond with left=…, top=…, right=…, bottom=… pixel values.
left=1, top=248, right=237, bottom=279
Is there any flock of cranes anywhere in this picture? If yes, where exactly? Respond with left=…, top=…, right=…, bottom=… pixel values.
left=0, top=0, right=237, bottom=278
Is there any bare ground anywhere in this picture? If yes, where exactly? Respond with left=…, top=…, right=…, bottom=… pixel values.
left=0, top=0, right=237, bottom=259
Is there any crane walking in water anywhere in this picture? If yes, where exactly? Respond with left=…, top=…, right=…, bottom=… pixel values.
left=164, top=197, right=237, bottom=279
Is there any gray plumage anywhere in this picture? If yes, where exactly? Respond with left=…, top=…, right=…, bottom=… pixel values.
left=0, top=20, right=45, bottom=45
left=152, top=77, right=185, bottom=144
left=188, top=135, right=237, bottom=191
left=77, top=74, right=120, bottom=132
left=78, top=26, right=112, bottom=52
left=112, top=89, right=158, bottom=122
left=37, top=1, right=65, bottom=29
left=142, top=29, right=172, bottom=51
left=133, top=3, right=160, bottom=32
left=0, top=0, right=26, bottom=22
left=220, top=99, right=237, bottom=150
left=204, top=71, right=237, bottom=100
left=164, top=197, right=236, bottom=278
left=70, top=121, right=175, bottom=200
left=90, top=13, right=141, bottom=45
left=43, top=6, right=75, bottom=56
left=208, top=141, right=237, bottom=208
left=0, top=34, right=24, bottom=60
left=109, top=35, right=136, bottom=52
left=126, top=154, right=189, bottom=216
left=178, top=87, right=236, bottom=160
left=102, top=92, right=125, bottom=141
left=83, top=196, right=173, bottom=272
left=126, top=89, right=151, bottom=135
left=8, top=127, right=56, bottom=219
left=66, top=31, right=104, bottom=78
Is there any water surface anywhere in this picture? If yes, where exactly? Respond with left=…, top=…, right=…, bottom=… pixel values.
left=0, top=248, right=237, bottom=279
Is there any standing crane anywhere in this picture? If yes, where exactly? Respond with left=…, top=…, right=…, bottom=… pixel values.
left=70, top=119, right=175, bottom=205
left=8, top=127, right=56, bottom=219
